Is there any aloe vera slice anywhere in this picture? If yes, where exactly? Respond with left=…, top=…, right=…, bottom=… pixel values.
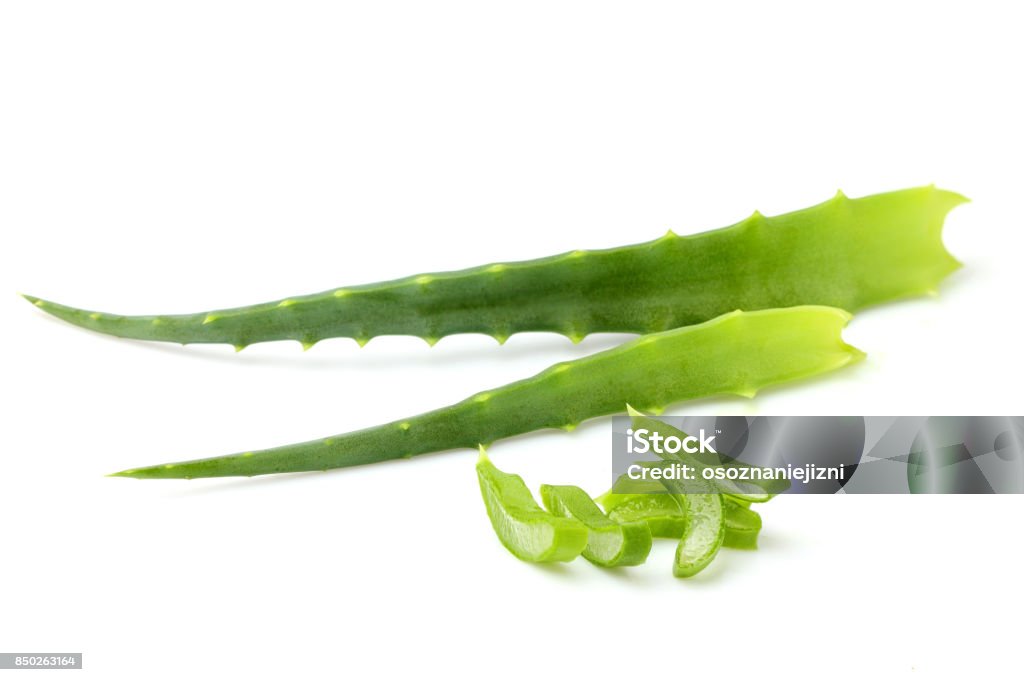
left=723, top=497, right=762, bottom=550
left=668, top=487, right=726, bottom=578
left=595, top=489, right=689, bottom=538
left=476, top=450, right=587, bottom=563
left=540, top=484, right=652, bottom=567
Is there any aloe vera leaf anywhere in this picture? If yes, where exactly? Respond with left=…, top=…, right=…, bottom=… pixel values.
left=111, top=306, right=862, bottom=479
left=24, top=186, right=964, bottom=350
left=476, top=450, right=588, bottom=563
left=723, top=498, right=763, bottom=550
left=671, top=490, right=726, bottom=578
left=595, top=489, right=689, bottom=538
left=540, top=484, right=653, bottom=567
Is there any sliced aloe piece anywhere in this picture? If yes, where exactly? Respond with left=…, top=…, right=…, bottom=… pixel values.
left=595, top=489, right=689, bottom=538
left=723, top=498, right=762, bottom=550
left=476, top=450, right=587, bottom=563
left=672, top=492, right=725, bottom=578
left=540, top=484, right=652, bottom=567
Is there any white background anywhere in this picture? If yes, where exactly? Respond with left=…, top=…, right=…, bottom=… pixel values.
left=1, top=1, right=1022, bottom=679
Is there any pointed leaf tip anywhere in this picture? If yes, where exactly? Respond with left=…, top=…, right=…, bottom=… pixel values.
left=934, top=187, right=971, bottom=208
left=844, top=343, right=868, bottom=364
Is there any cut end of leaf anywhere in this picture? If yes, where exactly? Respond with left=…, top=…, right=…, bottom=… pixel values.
left=930, top=186, right=969, bottom=273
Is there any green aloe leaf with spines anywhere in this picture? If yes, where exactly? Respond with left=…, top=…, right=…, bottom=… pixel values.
left=24, top=186, right=964, bottom=350
left=109, top=306, right=863, bottom=479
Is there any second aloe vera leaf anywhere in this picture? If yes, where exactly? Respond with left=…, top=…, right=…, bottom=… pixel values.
left=541, top=484, right=653, bottom=567
left=25, top=186, right=964, bottom=348
left=476, top=451, right=588, bottom=563
left=112, top=306, right=863, bottom=479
